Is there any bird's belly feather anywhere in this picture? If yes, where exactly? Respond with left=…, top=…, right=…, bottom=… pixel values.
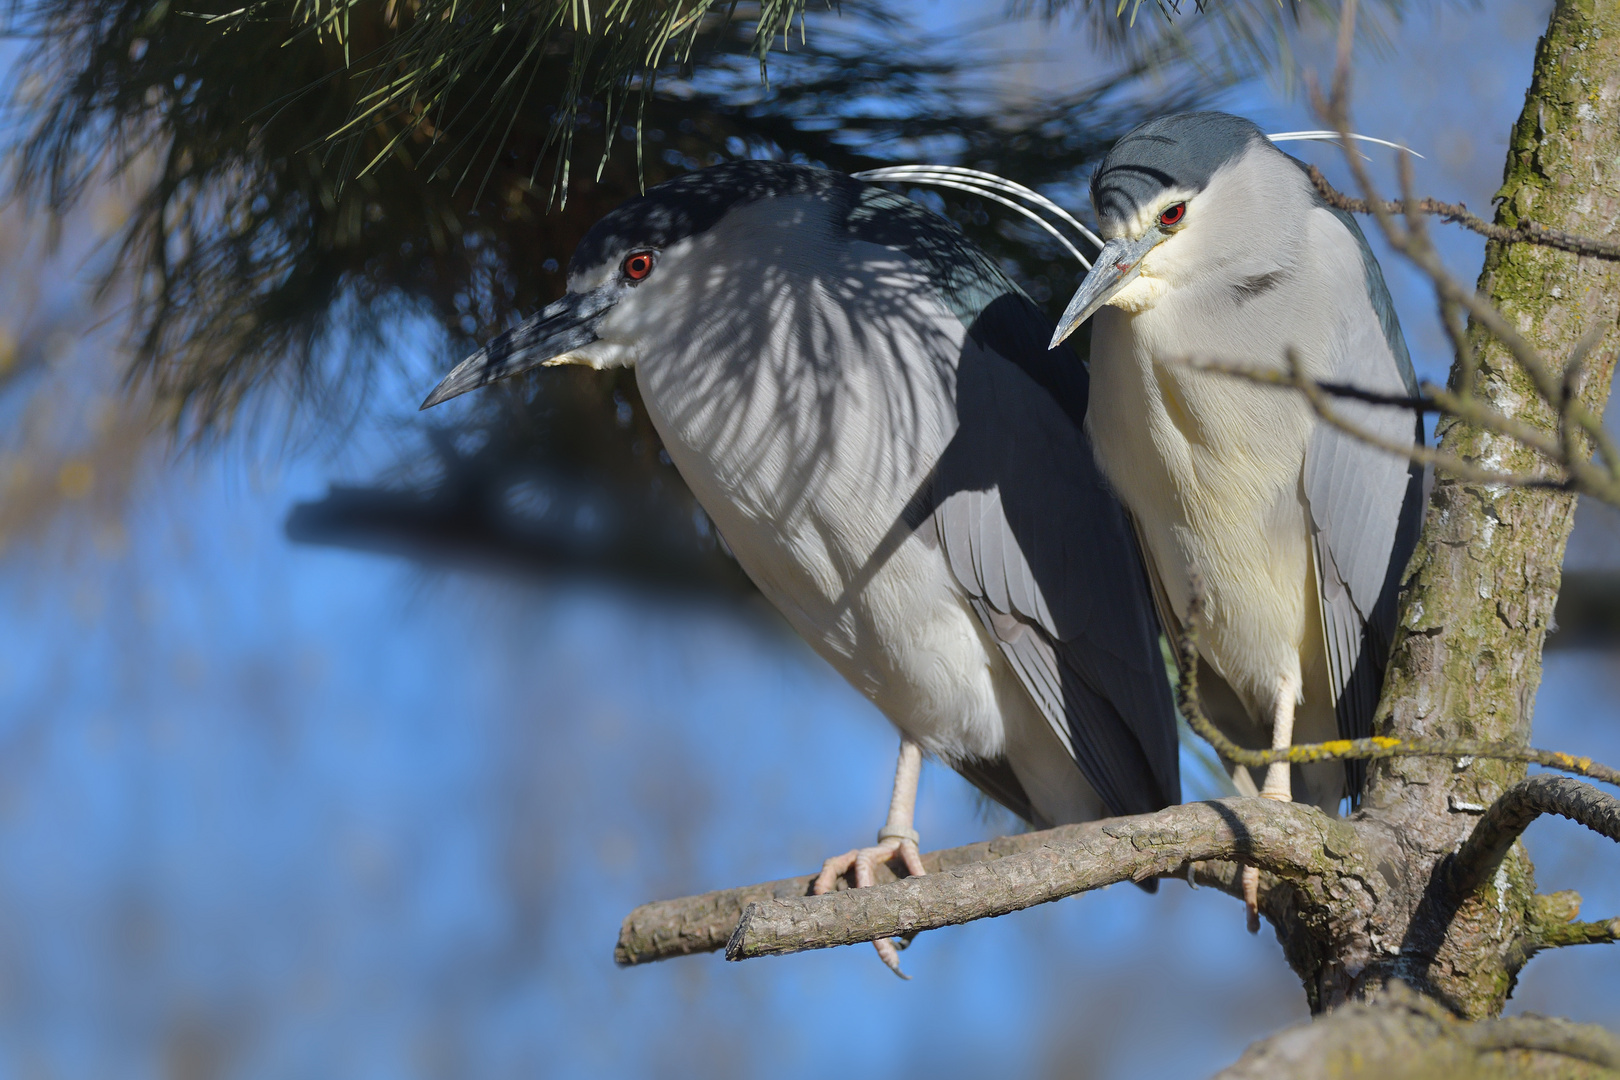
left=1088, top=304, right=1316, bottom=715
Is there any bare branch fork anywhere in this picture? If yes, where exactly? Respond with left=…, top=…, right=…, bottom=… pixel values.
left=1186, top=355, right=1607, bottom=496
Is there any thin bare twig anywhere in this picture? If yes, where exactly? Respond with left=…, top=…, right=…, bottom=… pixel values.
left=1439, top=295, right=1478, bottom=398
left=1173, top=573, right=1620, bottom=788
left=1305, top=165, right=1620, bottom=262
left=1187, top=352, right=1595, bottom=484
left=1309, top=25, right=1620, bottom=506
left=1184, top=356, right=1580, bottom=493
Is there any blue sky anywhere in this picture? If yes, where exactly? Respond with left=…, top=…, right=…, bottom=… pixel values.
left=1, top=3, right=1617, bottom=1077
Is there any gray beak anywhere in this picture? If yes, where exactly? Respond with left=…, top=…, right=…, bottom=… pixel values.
left=420, top=287, right=617, bottom=409
left=1049, top=233, right=1161, bottom=349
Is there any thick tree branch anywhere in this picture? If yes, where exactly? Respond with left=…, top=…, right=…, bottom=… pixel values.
left=616, top=818, right=1256, bottom=966
left=1448, top=776, right=1620, bottom=899
left=616, top=826, right=1049, bottom=966
left=721, top=798, right=1360, bottom=961
left=1214, top=983, right=1620, bottom=1079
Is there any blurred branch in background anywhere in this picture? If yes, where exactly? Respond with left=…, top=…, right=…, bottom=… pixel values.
left=285, top=372, right=758, bottom=599
left=0, top=141, right=169, bottom=559
left=1018, top=0, right=1414, bottom=88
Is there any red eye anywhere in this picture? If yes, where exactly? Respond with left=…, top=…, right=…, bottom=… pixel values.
left=1158, top=202, right=1186, bottom=227
left=622, top=251, right=654, bottom=280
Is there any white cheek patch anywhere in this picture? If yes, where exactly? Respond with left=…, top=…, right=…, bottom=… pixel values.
left=1109, top=274, right=1169, bottom=313
left=545, top=338, right=636, bottom=370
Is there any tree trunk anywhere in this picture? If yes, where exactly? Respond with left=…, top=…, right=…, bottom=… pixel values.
left=1269, top=0, right=1620, bottom=1018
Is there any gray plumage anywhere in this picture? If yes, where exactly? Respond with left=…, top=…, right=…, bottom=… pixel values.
left=424, top=161, right=1181, bottom=830
left=1053, top=112, right=1423, bottom=810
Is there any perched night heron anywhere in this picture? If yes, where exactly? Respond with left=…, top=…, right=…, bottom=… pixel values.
left=1049, top=112, right=1425, bottom=924
left=422, top=160, right=1181, bottom=973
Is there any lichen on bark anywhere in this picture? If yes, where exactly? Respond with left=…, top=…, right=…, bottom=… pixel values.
left=1359, top=0, right=1620, bottom=1018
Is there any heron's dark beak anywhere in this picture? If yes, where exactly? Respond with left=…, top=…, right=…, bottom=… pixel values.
left=1049, top=233, right=1160, bottom=349
left=420, top=286, right=617, bottom=410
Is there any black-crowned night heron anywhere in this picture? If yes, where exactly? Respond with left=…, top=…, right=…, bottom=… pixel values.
left=422, top=160, right=1181, bottom=973
left=1049, top=112, right=1425, bottom=925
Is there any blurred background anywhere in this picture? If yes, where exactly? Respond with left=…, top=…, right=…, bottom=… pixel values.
left=0, top=0, right=1616, bottom=1077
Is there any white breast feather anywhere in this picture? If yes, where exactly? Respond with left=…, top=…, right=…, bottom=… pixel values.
left=1086, top=144, right=1357, bottom=717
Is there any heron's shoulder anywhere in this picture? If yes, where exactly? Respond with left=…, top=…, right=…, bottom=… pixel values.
left=1292, top=162, right=1417, bottom=393
left=843, top=184, right=1092, bottom=426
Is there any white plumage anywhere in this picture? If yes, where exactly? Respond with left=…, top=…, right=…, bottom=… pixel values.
left=1054, top=113, right=1423, bottom=819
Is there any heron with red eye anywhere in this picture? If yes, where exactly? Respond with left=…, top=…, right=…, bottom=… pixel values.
left=622, top=251, right=654, bottom=281
left=1158, top=202, right=1186, bottom=228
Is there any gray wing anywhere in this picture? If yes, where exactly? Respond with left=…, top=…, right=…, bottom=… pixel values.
left=1304, top=208, right=1426, bottom=799
left=847, top=180, right=1178, bottom=818
left=930, top=330, right=1181, bottom=819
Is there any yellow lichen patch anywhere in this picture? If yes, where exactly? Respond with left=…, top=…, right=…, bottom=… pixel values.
left=1312, top=740, right=1355, bottom=757
left=56, top=460, right=94, bottom=500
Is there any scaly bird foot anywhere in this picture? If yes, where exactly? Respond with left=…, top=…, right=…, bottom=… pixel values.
left=1243, top=787, right=1293, bottom=933
left=812, top=828, right=927, bottom=978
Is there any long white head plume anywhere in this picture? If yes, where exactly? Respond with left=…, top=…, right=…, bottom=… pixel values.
left=1265, top=130, right=1424, bottom=158
left=856, top=130, right=1418, bottom=270
left=852, top=165, right=1101, bottom=268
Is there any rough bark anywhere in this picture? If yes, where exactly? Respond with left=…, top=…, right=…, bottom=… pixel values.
left=618, top=803, right=1257, bottom=965
left=1336, top=0, right=1620, bottom=1018
left=1449, top=776, right=1620, bottom=898
left=1212, top=984, right=1620, bottom=1080
left=722, top=799, right=1367, bottom=960
left=614, top=820, right=1088, bottom=965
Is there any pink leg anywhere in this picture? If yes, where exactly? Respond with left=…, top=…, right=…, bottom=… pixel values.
left=1244, top=673, right=1301, bottom=933
left=813, top=736, right=927, bottom=978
